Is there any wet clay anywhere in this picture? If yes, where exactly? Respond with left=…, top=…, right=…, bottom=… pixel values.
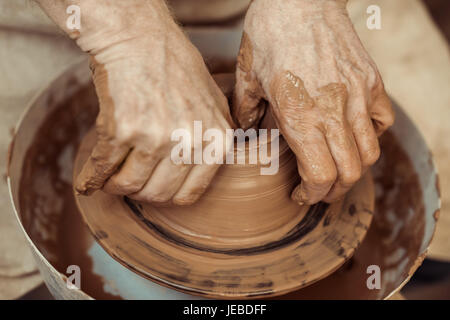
left=72, top=74, right=374, bottom=298
left=74, top=129, right=373, bottom=298
left=17, top=80, right=425, bottom=299
left=233, top=32, right=266, bottom=130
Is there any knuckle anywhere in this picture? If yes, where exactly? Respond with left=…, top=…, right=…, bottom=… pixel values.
left=138, top=190, right=172, bottom=204
left=142, top=129, right=168, bottom=151
left=362, top=144, right=381, bottom=167
left=114, top=125, right=133, bottom=144
left=362, top=61, right=380, bottom=89
left=105, top=178, right=137, bottom=195
left=339, top=166, right=362, bottom=186
left=173, top=186, right=207, bottom=206
left=383, top=107, right=396, bottom=127
left=367, top=67, right=379, bottom=90
left=308, top=170, right=337, bottom=189
left=173, top=194, right=201, bottom=206
left=173, top=197, right=197, bottom=206
left=118, top=183, right=141, bottom=195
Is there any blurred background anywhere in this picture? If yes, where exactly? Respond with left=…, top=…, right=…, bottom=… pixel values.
left=0, top=0, right=449, bottom=300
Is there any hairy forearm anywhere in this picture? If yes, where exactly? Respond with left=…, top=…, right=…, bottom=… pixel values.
left=35, top=0, right=177, bottom=53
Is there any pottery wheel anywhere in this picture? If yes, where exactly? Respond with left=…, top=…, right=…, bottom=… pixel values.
left=74, top=125, right=375, bottom=298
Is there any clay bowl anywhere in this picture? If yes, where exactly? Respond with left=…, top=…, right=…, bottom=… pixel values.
left=74, top=121, right=374, bottom=298
left=71, top=70, right=375, bottom=298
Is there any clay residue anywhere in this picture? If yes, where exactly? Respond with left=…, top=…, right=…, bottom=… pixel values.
left=233, top=32, right=266, bottom=129
left=434, top=209, right=440, bottom=221
left=270, top=71, right=315, bottom=126
left=237, top=32, right=253, bottom=78
left=75, top=57, right=118, bottom=196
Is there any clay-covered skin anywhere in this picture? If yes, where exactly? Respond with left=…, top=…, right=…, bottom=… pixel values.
left=234, top=0, right=395, bottom=205
left=37, top=0, right=233, bottom=205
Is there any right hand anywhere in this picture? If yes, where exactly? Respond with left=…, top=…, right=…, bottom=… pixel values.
left=233, top=0, right=394, bottom=205
left=75, top=19, right=233, bottom=205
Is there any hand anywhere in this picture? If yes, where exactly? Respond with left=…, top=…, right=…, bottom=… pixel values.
left=233, top=0, right=394, bottom=205
left=75, top=14, right=233, bottom=205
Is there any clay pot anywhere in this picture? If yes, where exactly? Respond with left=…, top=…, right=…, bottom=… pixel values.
left=74, top=104, right=375, bottom=298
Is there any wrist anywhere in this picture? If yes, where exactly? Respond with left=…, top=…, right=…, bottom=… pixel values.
left=37, top=0, right=179, bottom=55
left=245, top=0, right=350, bottom=39
left=76, top=1, right=179, bottom=55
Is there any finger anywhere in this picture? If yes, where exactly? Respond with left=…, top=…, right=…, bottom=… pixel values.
left=322, top=124, right=362, bottom=203
left=232, top=32, right=265, bottom=129
left=348, top=92, right=380, bottom=173
left=289, top=133, right=338, bottom=205
left=312, top=84, right=362, bottom=203
left=173, top=163, right=221, bottom=206
left=103, top=148, right=161, bottom=195
left=208, top=75, right=236, bottom=127
left=351, top=111, right=380, bottom=173
left=370, top=87, right=395, bottom=136
left=75, top=134, right=130, bottom=195
left=233, top=68, right=265, bottom=129
left=269, top=71, right=337, bottom=205
left=129, top=156, right=192, bottom=204
left=283, top=125, right=337, bottom=205
left=172, top=122, right=230, bottom=205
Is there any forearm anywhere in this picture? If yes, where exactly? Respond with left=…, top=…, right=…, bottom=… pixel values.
left=35, top=0, right=178, bottom=53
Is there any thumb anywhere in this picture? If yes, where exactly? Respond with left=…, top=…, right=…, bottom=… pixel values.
left=232, top=32, right=265, bottom=129
left=75, top=128, right=129, bottom=195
